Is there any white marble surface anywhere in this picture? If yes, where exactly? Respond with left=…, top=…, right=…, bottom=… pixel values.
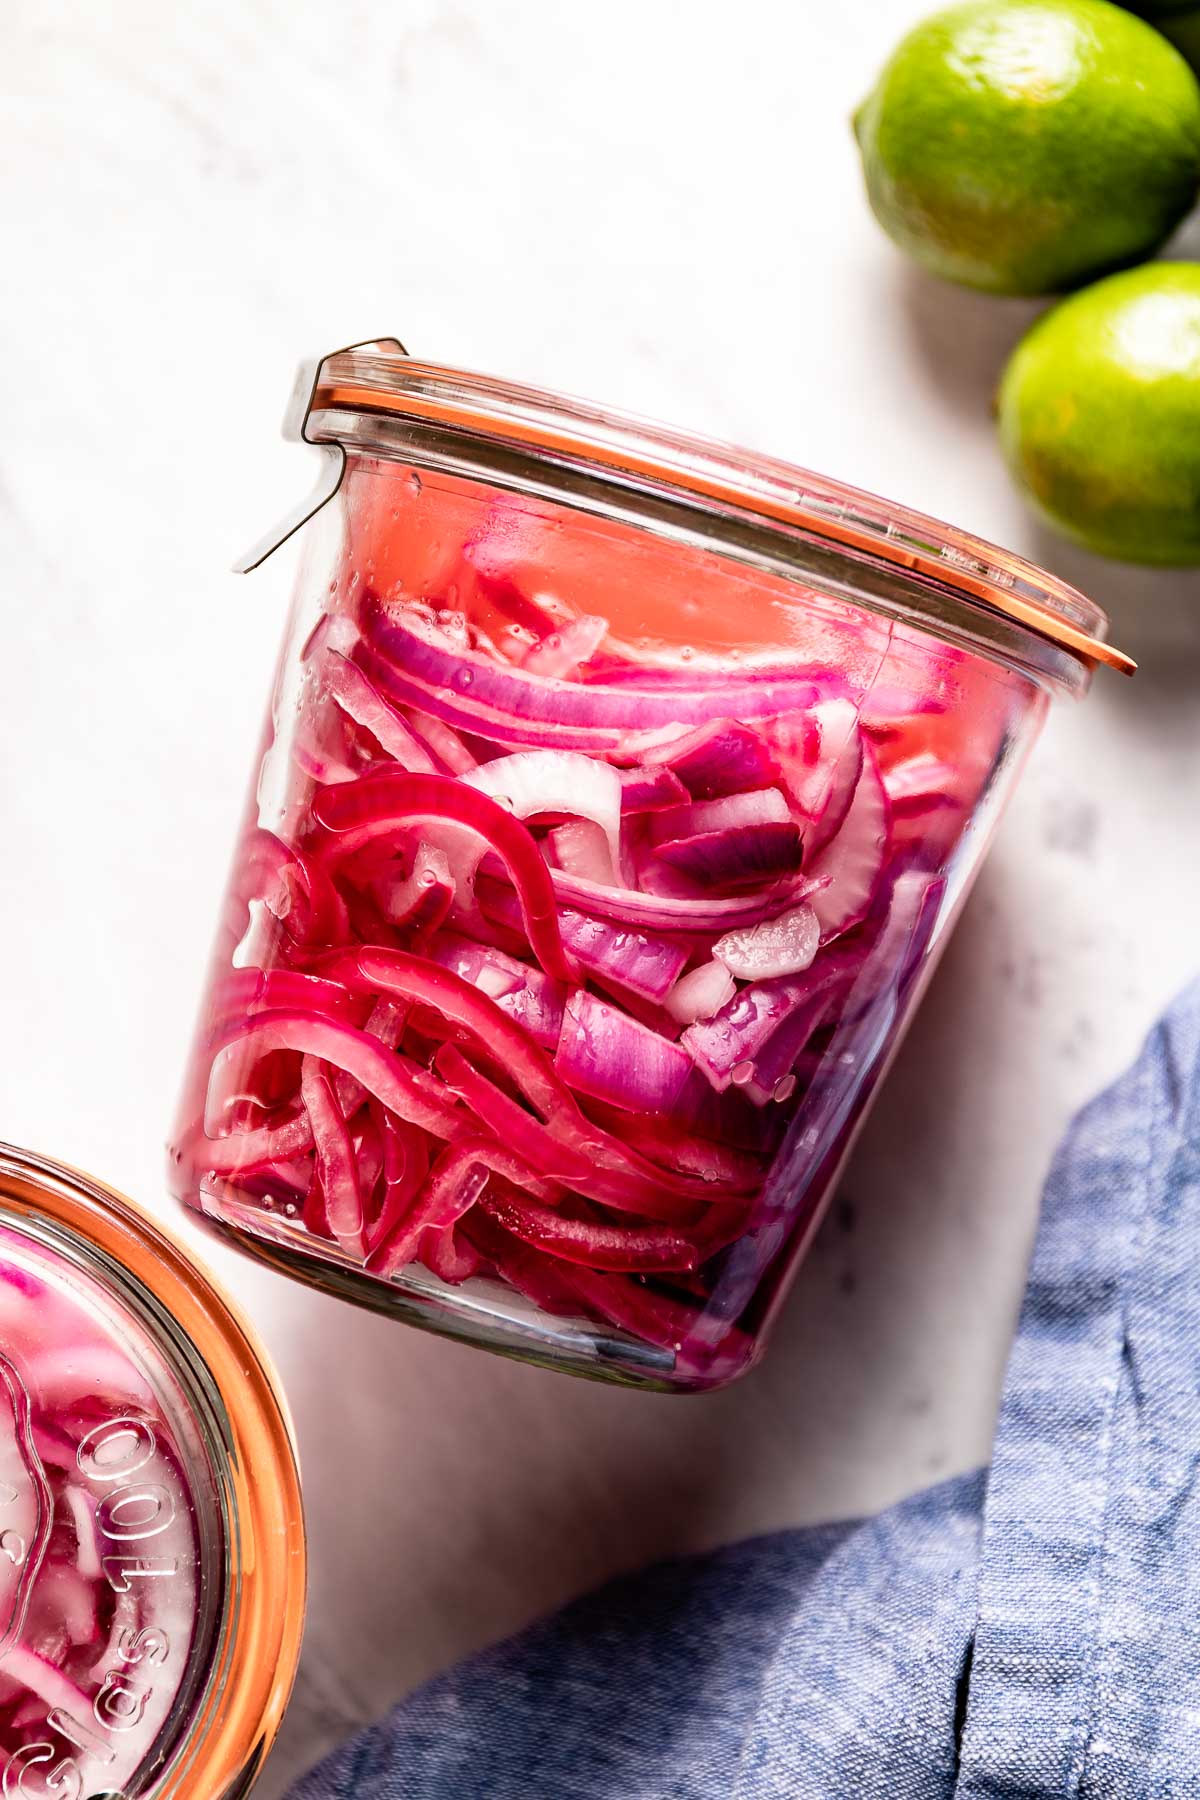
left=3, top=2, right=1200, bottom=1791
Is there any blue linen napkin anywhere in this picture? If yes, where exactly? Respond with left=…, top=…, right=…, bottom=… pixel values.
left=289, top=981, right=1200, bottom=1799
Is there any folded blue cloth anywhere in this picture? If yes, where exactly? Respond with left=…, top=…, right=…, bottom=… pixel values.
left=290, top=982, right=1200, bottom=1799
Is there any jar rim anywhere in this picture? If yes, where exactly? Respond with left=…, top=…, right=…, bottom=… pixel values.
left=298, top=342, right=1133, bottom=680
left=0, top=1143, right=305, bottom=1800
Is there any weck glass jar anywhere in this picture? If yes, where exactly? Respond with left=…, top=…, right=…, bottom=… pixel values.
left=168, top=341, right=1132, bottom=1393
left=0, top=1144, right=304, bottom=1796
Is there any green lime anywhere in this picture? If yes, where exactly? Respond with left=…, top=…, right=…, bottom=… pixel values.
left=997, top=262, right=1200, bottom=564
left=854, top=0, right=1200, bottom=295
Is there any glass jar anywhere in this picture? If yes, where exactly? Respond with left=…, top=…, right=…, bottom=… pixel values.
left=0, top=1144, right=304, bottom=1796
left=169, top=342, right=1132, bottom=1394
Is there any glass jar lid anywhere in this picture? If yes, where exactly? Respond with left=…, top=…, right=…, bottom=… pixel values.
left=0, top=1145, right=304, bottom=1799
left=246, top=338, right=1132, bottom=681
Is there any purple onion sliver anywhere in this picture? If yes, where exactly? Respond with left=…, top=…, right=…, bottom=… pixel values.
left=654, top=822, right=804, bottom=888
left=555, top=991, right=694, bottom=1113
left=425, top=930, right=566, bottom=1049
left=366, top=609, right=830, bottom=731
left=681, top=952, right=860, bottom=1090
left=647, top=786, right=792, bottom=844
left=619, top=765, right=690, bottom=813
left=808, top=740, right=891, bottom=941
left=805, top=723, right=865, bottom=857
left=478, top=880, right=687, bottom=1002
left=643, top=718, right=781, bottom=799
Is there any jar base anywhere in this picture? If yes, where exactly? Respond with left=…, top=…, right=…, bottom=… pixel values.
left=188, top=1182, right=752, bottom=1393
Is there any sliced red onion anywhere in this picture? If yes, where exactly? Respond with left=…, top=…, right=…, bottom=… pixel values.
left=0, top=1271, right=203, bottom=1786
left=321, top=948, right=727, bottom=1206
left=558, top=1268, right=726, bottom=1356
left=849, top=868, right=947, bottom=1006
left=578, top=1096, right=764, bottom=1191
left=548, top=819, right=619, bottom=887
left=520, top=614, right=609, bottom=677
left=883, top=752, right=960, bottom=816
left=642, top=717, right=781, bottom=798
left=740, top=872, right=944, bottom=1109
left=419, top=1223, right=484, bottom=1284
left=173, top=506, right=985, bottom=1390
left=238, top=829, right=349, bottom=948
left=555, top=991, right=694, bottom=1113
left=713, top=901, right=820, bottom=981
left=479, top=1194, right=699, bottom=1273
left=489, top=861, right=826, bottom=936
left=735, top=992, right=838, bottom=1106
left=681, top=953, right=858, bottom=1091
left=425, top=930, right=566, bottom=1048
left=2, top=1647, right=94, bottom=1722
left=203, top=1009, right=549, bottom=1201
left=367, top=1111, right=430, bottom=1254
left=366, top=609, right=825, bottom=732
left=462, top=1209, right=589, bottom=1317
left=457, top=504, right=559, bottom=628
left=334, top=995, right=409, bottom=1095
left=582, top=974, right=688, bottom=1040
left=360, top=643, right=628, bottom=753
left=320, top=948, right=571, bottom=1123
left=619, top=765, right=689, bottom=812
left=463, top=749, right=623, bottom=872
left=323, top=650, right=438, bottom=772
left=426, top=931, right=521, bottom=1000
left=291, top=701, right=362, bottom=787
left=807, top=740, right=891, bottom=941
left=371, top=844, right=455, bottom=937
left=432, top=1045, right=714, bottom=1218
left=861, top=684, right=948, bottom=741
left=432, top=1045, right=592, bottom=1182
left=478, top=881, right=687, bottom=1002
left=581, top=655, right=838, bottom=691
left=182, top=1108, right=315, bottom=1177
left=313, top=771, right=574, bottom=984
left=663, top=961, right=736, bottom=1025
left=805, top=719, right=864, bottom=858
left=653, top=821, right=804, bottom=888
left=62, top=1485, right=102, bottom=1580
left=203, top=968, right=365, bottom=1045
left=352, top=1114, right=384, bottom=1201
left=648, top=787, right=792, bottom=842
left=89, top=1587, right=139, bottom=1682
left=614, top=722, right=697, bottom=762
left=300, top=1057, right=366, bottom=1256
left=405, top=705, right=480, bottom=773
left=784, top=698, right=861, bottom=820
left=366, top=1143, right=492, bottom=1277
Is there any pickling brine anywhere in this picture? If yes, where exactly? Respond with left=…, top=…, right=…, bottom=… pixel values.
left=169, top=346, right=1126, bottom=1388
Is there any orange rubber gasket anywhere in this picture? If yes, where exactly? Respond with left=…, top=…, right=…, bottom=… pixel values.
left=312, top=377, right=1134, bottom=678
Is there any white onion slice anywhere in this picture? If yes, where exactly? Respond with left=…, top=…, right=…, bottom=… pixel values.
left=664, top=962, right=738, bottom=1025
left=464, top=750, right=623, bottom=872
left=713, top=902, right=821, bottom=981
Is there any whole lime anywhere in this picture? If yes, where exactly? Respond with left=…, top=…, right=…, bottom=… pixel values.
left=854, top=0, right=1200, bottom=295
left=997, top=262, right=1200, bottom=564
